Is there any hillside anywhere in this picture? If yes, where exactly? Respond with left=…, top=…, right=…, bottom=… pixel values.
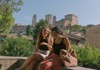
left=85, top=24, right=100, bottom=49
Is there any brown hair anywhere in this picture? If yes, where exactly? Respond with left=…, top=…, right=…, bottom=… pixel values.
left=36, top=26, right=52, bottom=49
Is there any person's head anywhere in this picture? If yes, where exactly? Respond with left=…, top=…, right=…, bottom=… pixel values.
left=51, top=27, right=63, bottom=38
left=37, top=26, right=52, bottom=46
left=42, top=26, right=50, bottom=38
left=38, top=26, right=51, bottom=39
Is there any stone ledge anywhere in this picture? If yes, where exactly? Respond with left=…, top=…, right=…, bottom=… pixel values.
left=63, top=66, right=96, bottom=70
left=0, top=56, right=96, bottom=70
left=0, top=56, right=27, bottom=59
left=0, top=56, right=27, bottom=70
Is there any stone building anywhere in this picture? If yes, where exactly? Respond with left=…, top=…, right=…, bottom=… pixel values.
left=54, top=14, right=78, bottom=28
left=68, top=32, right=85, bottom=45
left=32, top=14, right=37, bottom=27
left=53, top=16, right=56, bottom=24
left=45, top=14, right=53, bottom=24
left=10, top=24, right=27, bottom=34
left=65, top=14, right=78, bottom=26
left=31, top=14, right=78, bottom=28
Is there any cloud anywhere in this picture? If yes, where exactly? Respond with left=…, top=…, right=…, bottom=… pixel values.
left=23, top=16, right=32, bottom=21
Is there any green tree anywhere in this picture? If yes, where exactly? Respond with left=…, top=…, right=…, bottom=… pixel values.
left=71, top=25, right=82, bottom=32
left=35, top=19, right=48, bottom=29
left=26, top=25, right=32, bottom=36
left=33, top=19, right=48, bottom=40
left=0, top=0, right=23, bottom=33
left=0, top=0, right=23, bottom=13
left=0, top=13, right=14, bottom=33
left=70, top=25, right=86, bottom=35
left=80, top=27, right=86, bottom=35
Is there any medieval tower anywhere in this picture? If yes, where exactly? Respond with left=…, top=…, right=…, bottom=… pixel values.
left=32, top=14, right=37, bottom=27
left=65, top=14, right=78, bottom=26
left=53, top=16, right=56, bottom=24
left=45, top=14, right=53, bottom=24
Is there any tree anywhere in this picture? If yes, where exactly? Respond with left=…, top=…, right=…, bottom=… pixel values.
left=70, top=25, right=86, bottom=36
left=0, top=0, right=23, bottom=33
left=0, top=0, right=23, bottom=13
left=35, top=19, right=48, bottom=29
left=0, top=13, right=14, bottom=33
left=33, top=19, right=48, bottom=40
left=71, top=25, right=83, bottom=32
left=26, top=25, right=32, bottom=36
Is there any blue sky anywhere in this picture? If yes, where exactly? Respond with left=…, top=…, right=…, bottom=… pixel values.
left=13, top=0, right=100, bottom=26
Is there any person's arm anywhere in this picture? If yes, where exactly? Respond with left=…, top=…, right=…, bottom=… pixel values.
left=63, top=37, right=70, bottom=50
left=48, top=48, right=54, bottom=55
left=48, top=38, right=53, bottom=50
left=41, top=38, right=53, bottom=50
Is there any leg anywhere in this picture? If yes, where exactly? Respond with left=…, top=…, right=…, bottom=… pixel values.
left=20, top=53, right=43, bottom=70
left=38, top=60, right=52, bottom=70
left=26, top=60, right=37, bottom=70
left=39, top=54, right=63, bottom=70
left=20, top=54, right=34, bottom=70
left=26, top=55, right=43, bottom=70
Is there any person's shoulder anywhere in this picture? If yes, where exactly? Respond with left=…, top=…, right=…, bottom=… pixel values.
left=63, top=37, right=69, bottom=40
left=63, top=37, right=69, bottom=42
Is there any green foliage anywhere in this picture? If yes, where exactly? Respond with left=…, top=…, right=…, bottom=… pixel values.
left=26, top=25, right=33, bottom=36
left=0, top=37, right=34, bottom=57
left=0, top=0, right=23, bottom=33
left=33, top=19, right=48, bottom=39
left=70, top=25, right=86, bottom=35
left=35, top=19, right=48, bottom=29
left=0, top=15, right=2, bottom=25
left=0, top=15, right=2, bottom=19
left=0, top=0, right=23, bottom=13
left=0, top=14, right=14, bottom=33
left=71, top=25, right=83, bottom=32
left=71, top=44, right=100, bottom=69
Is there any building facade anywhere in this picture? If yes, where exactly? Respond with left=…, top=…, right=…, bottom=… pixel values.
left=10, top=24, right=27, bottom=34
left=65, top=14, right=78, bottom=26
left=53, top=16, right=56, bottom=24
left=45, top=14, right=53, bottom=24
left=54, top=14, right=78, bottom=28
left=32, top=14, right=37, bottom=27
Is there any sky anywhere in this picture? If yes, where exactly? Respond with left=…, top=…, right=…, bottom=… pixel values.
left=13, top=0, right=100, bottom=26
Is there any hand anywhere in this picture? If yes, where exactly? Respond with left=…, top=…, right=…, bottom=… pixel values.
left=40, top=42, right=48, bottom=46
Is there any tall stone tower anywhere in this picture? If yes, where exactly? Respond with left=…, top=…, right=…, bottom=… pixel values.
left=32, top=14, right=37, bottom=27
left=53, top=16, right=56, bottom=24
left=65, top=14, right=78, bottom=26
left=45, top=14, right=53, bottom=24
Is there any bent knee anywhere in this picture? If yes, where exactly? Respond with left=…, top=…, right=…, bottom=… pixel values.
left=40, top=61, right=52, bottom=68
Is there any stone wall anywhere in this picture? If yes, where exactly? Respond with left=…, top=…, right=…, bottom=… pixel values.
left=0, top=56, right=96, bottom=70
left=85, top=24, right=100, bottom=49
left=0, top=56, right=27, bottom=70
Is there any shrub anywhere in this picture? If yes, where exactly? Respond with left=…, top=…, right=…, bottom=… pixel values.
left=0, top=37, right=34, bottom=57
left=71, top=44, right=100, bottom=69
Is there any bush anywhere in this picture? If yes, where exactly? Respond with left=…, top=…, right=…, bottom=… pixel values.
left=71, top=44, right=100, bottom=69
left=0, top=37, right=35, bottom=57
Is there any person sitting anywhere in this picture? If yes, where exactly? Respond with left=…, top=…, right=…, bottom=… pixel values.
left=38, top=26, right=70, bottom=70
left=19, top=26, right=53, bottom=70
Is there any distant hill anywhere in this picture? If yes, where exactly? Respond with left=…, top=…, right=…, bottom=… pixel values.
left=85, top=24, right=100, bottom=49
